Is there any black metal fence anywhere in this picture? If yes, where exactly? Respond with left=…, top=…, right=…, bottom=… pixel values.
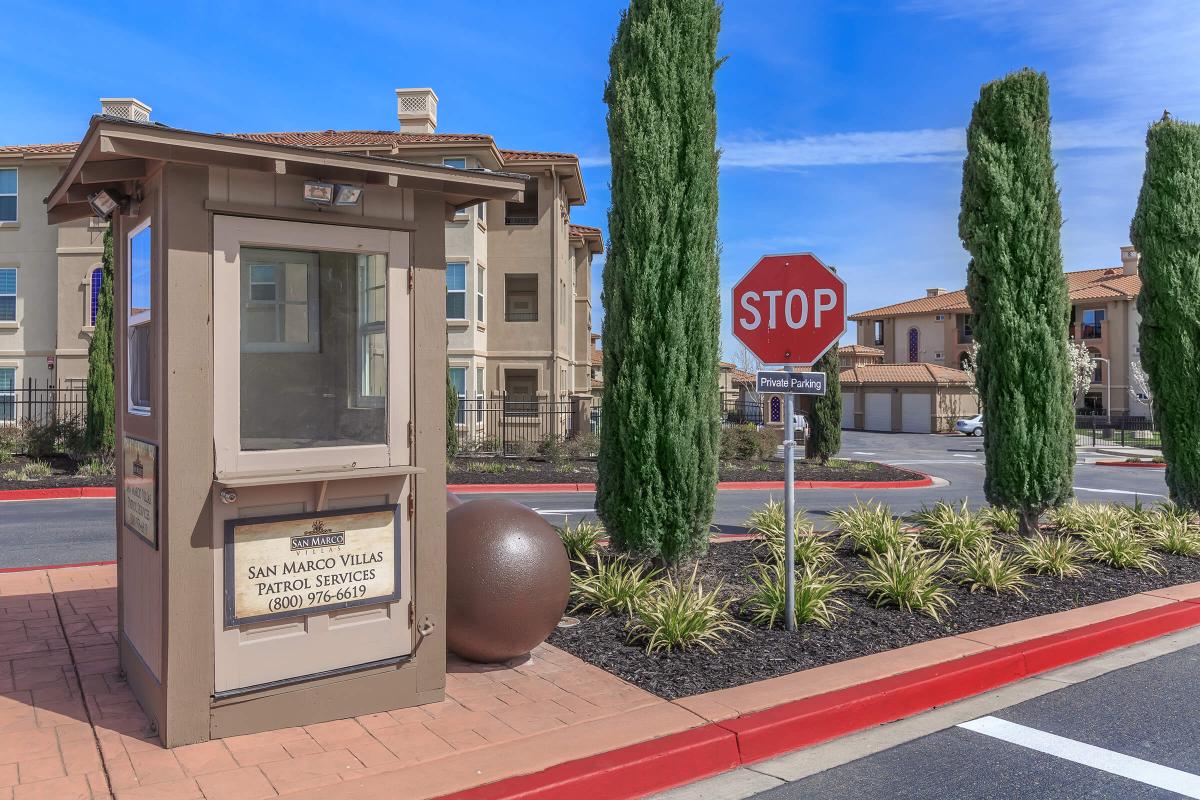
left=1, top=379, right=87, bottom=427
left=723, top=397, right=764, bottom=426
left=455, top=396, right=576, bottom=454
left=1075, top=415, right=1161, bottom=449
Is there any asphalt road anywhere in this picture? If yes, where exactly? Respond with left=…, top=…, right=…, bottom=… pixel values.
left=0, top=431, right=1169, bottom=568
left=460, top=430, right=1171, bottom=531
left=656, top=628, right=1200, bottom=800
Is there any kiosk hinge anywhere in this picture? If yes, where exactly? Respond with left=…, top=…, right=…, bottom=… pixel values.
left=408, top=600, right=415, bottom=627
left=407, top=419, right=414, bottom=447
left=407, top=494, right=415, bottom=520
left=407, top=266, right=414, bottom=294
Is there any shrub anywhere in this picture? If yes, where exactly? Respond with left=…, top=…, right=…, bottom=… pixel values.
left=917, top=500, right=992, bottom=554
left=1045, top=499, right=1089, bottom=531
left=1017, top=533, right=1088, bottom=578
left=746, top=499, right=829, bottom=565
left=626, top=566, right=745, bottom=654
left=557, top=519, right=604, bottom=562
left=979, top=505, right=1020, bottom=534
left=563, top=432, right=599, bottom=460
left=719, top=424, right=775, bottom=461
left=1145, top=516, right=1200, bottom=557
left=1082, top=528, right=1164, bottom=572
left=570, top=556, right=662, bottom=617
left=953, top=543, right=1029, bottom=596
left=832, top=501, right=914, bottom=555
left=745, top=561, right=850, bottom=629
left=3, top=461, right=53, bottom=481
left=858, top=545, right=955, bottom=620
left=0, top=423, right=28, bottom=459
left=76, top=454, right=115, bottom=478
left=913, top=499, right=962, bottom=530
left=25, top=417, right=85, bottom=459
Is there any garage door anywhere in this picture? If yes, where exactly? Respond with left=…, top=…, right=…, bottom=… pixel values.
left=901, top=392, right=932, bottom=433
left=841, top=393, right=855, bottom=429
left=864, top=393, right=891, bottom=431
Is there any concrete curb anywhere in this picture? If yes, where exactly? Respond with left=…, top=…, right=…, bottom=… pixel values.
left=1093, top=460, right=1166, bottom=468
left=0, top=559, right=116, bottom=574
left=0, top=486, right=116, bottom=502
left=432, top=592, right=1200, bottom=800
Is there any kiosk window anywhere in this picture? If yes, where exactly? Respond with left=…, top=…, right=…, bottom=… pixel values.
left=240, top=247, right=387, bottom=451
left=128, top=221, right=153, bottom=414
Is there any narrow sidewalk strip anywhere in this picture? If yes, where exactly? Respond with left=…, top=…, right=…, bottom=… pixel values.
left=958, top=716, right=1200, bottom=798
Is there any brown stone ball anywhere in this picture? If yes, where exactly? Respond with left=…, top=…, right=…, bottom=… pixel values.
left=445, top=499, right=570, bottom=663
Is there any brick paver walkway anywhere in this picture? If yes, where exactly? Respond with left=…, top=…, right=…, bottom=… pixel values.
left=0, top=565, right=664, bottom=799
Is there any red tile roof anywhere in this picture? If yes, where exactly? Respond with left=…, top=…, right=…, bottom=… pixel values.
left=500, top=148, right=579, bottom=163
left=838, top=344, right=885, bottom=356
left=0, top=142, right=79, bottom=155
left=840, top=363, right=972, bottom=386
left=850, top=267, right=1141, bottom=321
left=569, top=223, right=602, bottom=237
left=227, top=130, right=496, bottom=148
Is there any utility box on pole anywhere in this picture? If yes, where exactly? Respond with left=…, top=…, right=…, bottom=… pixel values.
left=46, top=115, right=526, bottom=746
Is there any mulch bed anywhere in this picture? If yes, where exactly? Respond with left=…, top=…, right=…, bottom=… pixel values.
left=547, top=538, right=1200, bottom=700
left=0, top=455, right=114, bottom=491
left=448, top=457, right=921, bottom=485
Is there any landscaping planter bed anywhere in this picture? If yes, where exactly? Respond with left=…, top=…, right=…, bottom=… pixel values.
left=548, top=538, right=1200, bottom=700
left=448, top=457, right=921, bottom=485
left=0, top=455, right=114, bottom=491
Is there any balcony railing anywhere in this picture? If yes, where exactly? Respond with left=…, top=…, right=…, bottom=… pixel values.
left=505, top=309, right=538, bottom=322
left=504, top=215, right=537, bottom=226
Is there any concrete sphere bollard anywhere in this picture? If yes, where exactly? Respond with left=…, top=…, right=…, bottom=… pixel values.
left=445, top=499, right=570, bottom=663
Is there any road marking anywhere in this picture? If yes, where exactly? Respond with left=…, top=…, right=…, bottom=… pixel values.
left=1074, top=486, right=1167, bottom=498
left=532, top=509, right=595, bottom=515
left=953, top=454, right=976, bottom=458
left=885, top=460, right=984, bottom=465
left=853, top=451, right=876, bottom=456
left=958, top=716, right=1200, bottom=798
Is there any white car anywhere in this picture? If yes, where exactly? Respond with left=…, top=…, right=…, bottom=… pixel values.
left=955, top=414, right=983, bottom=436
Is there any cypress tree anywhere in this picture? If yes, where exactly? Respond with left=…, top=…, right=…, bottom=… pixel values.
left=446, top=366, right=459, bottom=457
left=959, top=69, right=1074, bottom=535
left=85, top=225, right=115, bottom=453
left=807, top=347, right=841, bottom=463
left=1130, top=116, right=1200, bottom=510
left=598, top=0, right=722, bottom=564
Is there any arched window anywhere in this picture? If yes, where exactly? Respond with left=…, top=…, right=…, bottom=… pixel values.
left=770, top=396, right=781, bottom=423
left=907, top=327, right=920, bottom=362
left=89, top=266, right=103, bottom=326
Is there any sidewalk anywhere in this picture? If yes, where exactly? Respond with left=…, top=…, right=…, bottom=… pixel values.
left=0, top=565, right=692, bottom=800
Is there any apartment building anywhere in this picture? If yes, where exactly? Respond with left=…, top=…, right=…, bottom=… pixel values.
left=0, top=90, right=602, bottom=425
left=849, top=246, right=1147, bottom=417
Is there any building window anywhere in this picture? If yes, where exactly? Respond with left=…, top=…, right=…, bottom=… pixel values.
left=505, top=176, right=539, bottom=225
left=0, top=169, right=15, bottom=223
left=957, top=314, right=974, bottom=344
left=357, top=255, right=387, bottom=406
left=1082, top=308, right=1105, bottom=339
left=128, top=221, right=153, bottom=414
left=240, top=249, right=320, bottom=353
left=476, top=265, right=485, bottom=322
left=0, top=269, right=16, bottom=323
left=770, top=396, right=782, bottom=423
left=0, top=368, right=13, bottom=422
left=477, top=201, right=487, bottom=225
left=450, top=367, right=466, bottom=424
left=872, top=320, right=884, bottom=347
left=89, top=266, right=103, bottom=326
left=504, top=369, right=538, bottom=415
left=907, top=327, right=920, bottom=363
left=935, top=314, right=945, bottom=322
left=442, top=157, right=466, bottom=169
left=446, top=262, right=467, bottom=319
left=505, top=274, right=538, bottom=321
left=1090, top=349, right=1103, bottom=384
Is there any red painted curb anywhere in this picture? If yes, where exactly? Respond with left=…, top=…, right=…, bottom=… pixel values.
left=436, top=598, right=1200, bottom=800
left=1094, top=460, right=1166, bottom=468
left=448, top=473, right=934, bottom=494
left=0, top=560, right=116, bottom=574
left=444, top=723, right=740, bottom=800
left=0, top=486, right=115, bottom=501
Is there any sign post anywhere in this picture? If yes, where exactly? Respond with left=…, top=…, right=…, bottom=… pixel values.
left=732, top=253, right=846, bottom=631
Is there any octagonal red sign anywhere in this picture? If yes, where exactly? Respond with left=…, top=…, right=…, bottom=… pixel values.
left=732, top=253, right=847, bottom=366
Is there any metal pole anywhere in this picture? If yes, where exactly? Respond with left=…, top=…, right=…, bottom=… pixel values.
left=783, top=365, right=796, bottom=632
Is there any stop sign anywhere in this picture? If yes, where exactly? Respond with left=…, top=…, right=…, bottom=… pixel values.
left=732, top=253, right=846, bottom=366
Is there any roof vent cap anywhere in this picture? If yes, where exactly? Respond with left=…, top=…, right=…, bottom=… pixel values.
left=99, top=98, right=151, bottom=122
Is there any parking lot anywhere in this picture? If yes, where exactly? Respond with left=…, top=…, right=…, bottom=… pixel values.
left=657, top=628, right=1200, bottom=800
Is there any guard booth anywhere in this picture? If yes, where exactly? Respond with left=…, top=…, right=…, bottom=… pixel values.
left=45, top=115, right=525, bottom=747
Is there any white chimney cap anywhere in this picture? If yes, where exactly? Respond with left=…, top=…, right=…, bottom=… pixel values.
left=395, top=88, right=438, bottom=134
left=100, top=98, right=152, bottom=122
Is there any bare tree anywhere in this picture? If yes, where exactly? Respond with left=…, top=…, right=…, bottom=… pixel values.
left=1066, top=342, right=1098, bottom=411
left=731, top=343, right=764, bottom=403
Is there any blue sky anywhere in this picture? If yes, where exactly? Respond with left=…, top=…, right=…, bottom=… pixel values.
left=3, top=1, right=1198, bottom=358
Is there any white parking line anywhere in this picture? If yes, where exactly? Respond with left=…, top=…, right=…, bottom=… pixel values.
left=953, top=454, right=976, bottom=458
left=958, top=716, right=1200, bottom=798
left=853, top=451, right=876, bottom=456
left=1074, top=486, right=1167, bottom=498
left=532, top=508, right=595, bottom=515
